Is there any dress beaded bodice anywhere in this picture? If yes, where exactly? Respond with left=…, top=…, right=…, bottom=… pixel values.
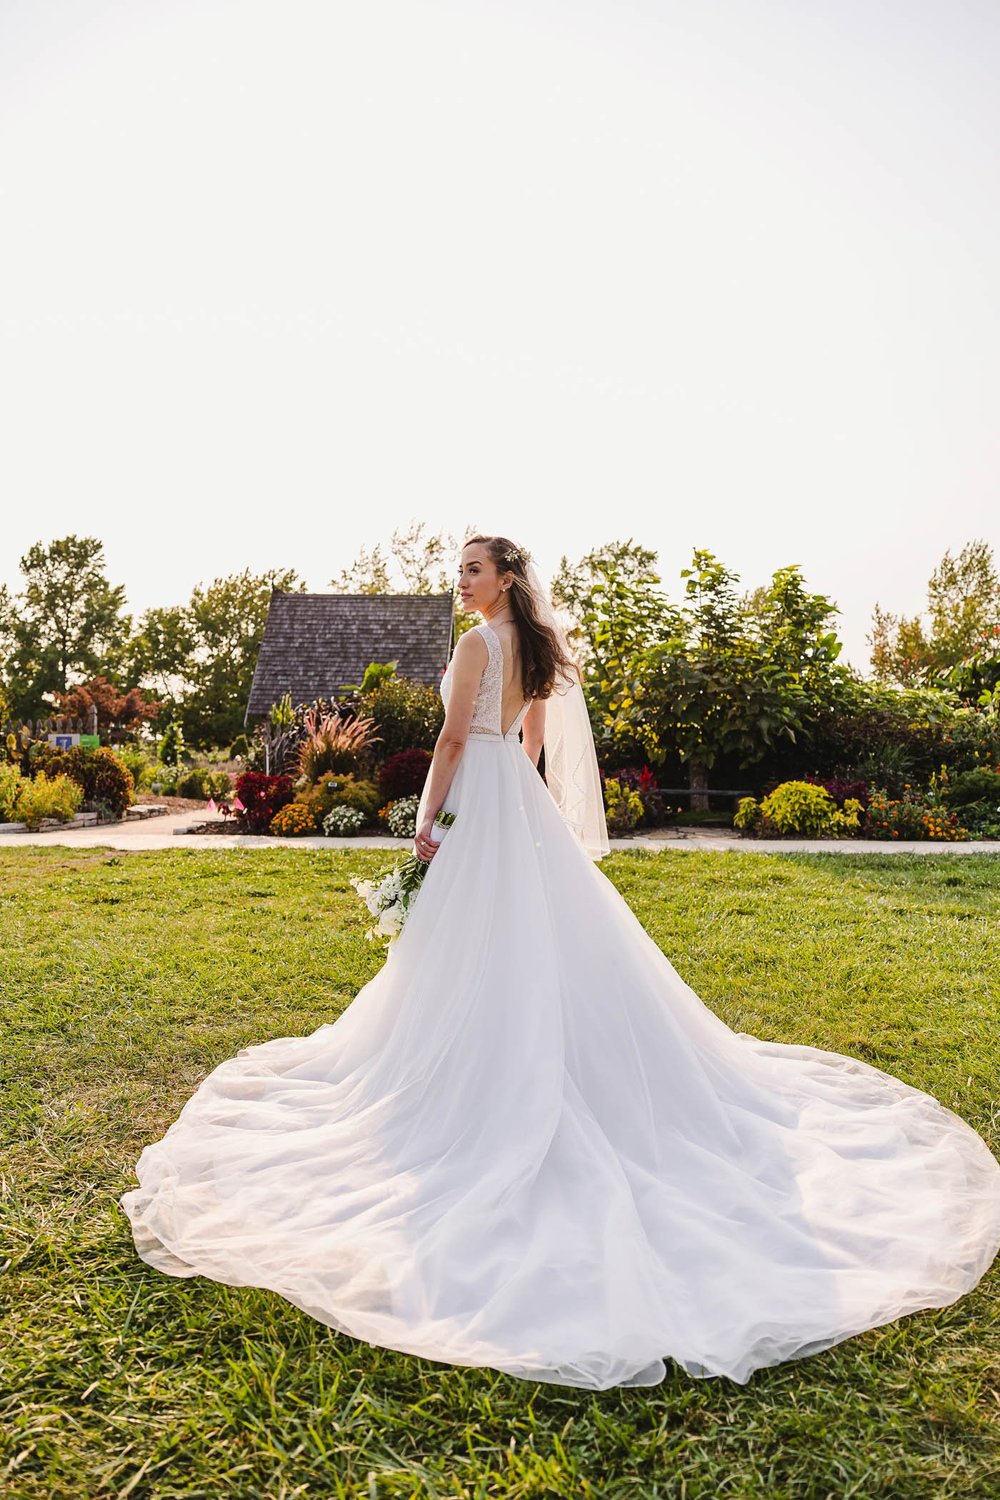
left=440, top=621, right=531, bottom=741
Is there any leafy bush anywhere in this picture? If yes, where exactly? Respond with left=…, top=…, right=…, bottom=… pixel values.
left=29, top=745, right=134, bottom=818
left=268, top=802, right=320, bottom=837
left=115, top=746, right=155, bottom=792
left=149, top=761, right=183, bottom=795
left=865, top=786, right=968, bottom=841
left=228, top=733, right=250, bottom=761
left=361, top=677, right=445, bottom=760
left=378, top=748, right=433, bottom=801
left=316, top=773, right=381, bottom=822
left=234, top=771, right=294, bottom=833
left=14, top=771, right=83, bottom=830
left=360, top=662, right=398, bottom=694
left=323, top=805, right=367, bottom=836
left=735, top=780, right=862, bottom=838
left=605, top=765, right=667, bottom=826
left=175, top=767, right=234, bottom=800
left=158, top=721, right=186, bottom=765
left=0, top=762, right=24, bottom=821
left=801, top=774, right=871, bottom=809
left=602, top=777, right=644, bottom=833
left=942, top=766, right=1000, bottom=808
left=798, top=682, right=1000, bottom=792
left=381, top=795, right=420, bottom=837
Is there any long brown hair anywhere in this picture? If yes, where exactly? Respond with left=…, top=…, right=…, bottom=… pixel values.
left=462, top=534, right=579, bottom=700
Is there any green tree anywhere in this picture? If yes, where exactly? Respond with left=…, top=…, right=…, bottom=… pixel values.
left=869, top=540, right=1000, bottom=687
left=601, top=550, right=849, bottom=807
left=1, top=536, right=131, bottom=719
left=553, top=539, right=673, bottom=685
left=112, top=605, right=196, bottom=705
left=180, top=568, right=306, bottom=749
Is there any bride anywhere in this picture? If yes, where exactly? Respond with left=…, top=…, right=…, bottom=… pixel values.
left=120, top=533, right=1000, bottom=1390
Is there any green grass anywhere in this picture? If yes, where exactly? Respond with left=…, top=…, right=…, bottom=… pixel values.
left=1, top=846, right=998, bottom=1499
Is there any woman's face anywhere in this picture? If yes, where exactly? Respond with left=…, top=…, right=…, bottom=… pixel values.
left=457, top=545, right=509, bottom=614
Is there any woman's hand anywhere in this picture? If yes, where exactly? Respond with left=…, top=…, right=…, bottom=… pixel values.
left=413, top=815, right=439, bottom=862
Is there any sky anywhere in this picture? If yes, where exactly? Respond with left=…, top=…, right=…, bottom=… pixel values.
left=1, top=0, right=997, bottom=672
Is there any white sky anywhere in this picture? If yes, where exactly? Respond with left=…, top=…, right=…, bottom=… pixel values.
left=2, top=0, right=997, bottom=671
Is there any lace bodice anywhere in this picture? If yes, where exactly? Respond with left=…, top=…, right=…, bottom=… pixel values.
left=440, top=621, right=531, bottom=740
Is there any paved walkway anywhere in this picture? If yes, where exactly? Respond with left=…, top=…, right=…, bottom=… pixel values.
left=1, top=809, right=997, bottom=855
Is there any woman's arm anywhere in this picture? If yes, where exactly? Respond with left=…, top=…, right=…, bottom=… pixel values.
left=413, top=630, right=488, bottom=861
left=521, top=695, right=546, bottom=769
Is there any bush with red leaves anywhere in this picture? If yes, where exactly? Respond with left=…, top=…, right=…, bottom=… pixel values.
left=235, top=771, right=294, bottom=833
left=801, top=774, right=871, bottom=809
left=378, top=748, right=433, bottom=802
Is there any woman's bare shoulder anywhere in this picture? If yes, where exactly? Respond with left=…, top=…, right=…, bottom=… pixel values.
left=451, top=627, right=489, bottom=665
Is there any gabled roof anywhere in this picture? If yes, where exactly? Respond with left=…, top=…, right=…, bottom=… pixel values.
left=245, top=590, right=455, bottom=722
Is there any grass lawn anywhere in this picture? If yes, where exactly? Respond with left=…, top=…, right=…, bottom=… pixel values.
left=1, top=846, right=998, bottom=1499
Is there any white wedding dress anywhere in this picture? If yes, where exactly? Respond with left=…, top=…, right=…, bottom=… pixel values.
left=120, top=620, right=1000, bottom=1389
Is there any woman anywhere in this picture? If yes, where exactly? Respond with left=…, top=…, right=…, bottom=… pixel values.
left=120, top=533, right=1000, bottom=1390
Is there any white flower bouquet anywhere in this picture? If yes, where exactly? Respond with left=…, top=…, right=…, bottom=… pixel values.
left=349, top=809, right=455, bottom=943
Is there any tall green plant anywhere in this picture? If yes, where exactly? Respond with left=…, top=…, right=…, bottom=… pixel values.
left=598, top=550, right=850, bottom=807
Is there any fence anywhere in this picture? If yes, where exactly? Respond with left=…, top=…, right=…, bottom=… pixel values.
left=2, top=705, right=101, bottom=743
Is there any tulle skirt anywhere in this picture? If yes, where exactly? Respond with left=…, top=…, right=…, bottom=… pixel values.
left=119, top=735, right=1000, bottom=1388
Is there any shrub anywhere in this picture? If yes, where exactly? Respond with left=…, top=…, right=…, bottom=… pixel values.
left=603, top=777, right=644, bottom=834
left=235, top=771, right=294, bottom=833
left=115, top=746, right=155, bottom=793
left=149, top=761, right=183, bottom=795
left=360, top=662, right=398, bottom=694
left=229, top=733, right=250, bottom=761
left=361, top=677, right=445, bottom=759
left=323, top=805, right=367, bottom=836
left=175, top=767, right=234, bottom=800
left=313, top=772, right=381, bottom=822
left=158, top=721, right=186, bottom=765
left=865, top=785, right=968, bottom=841
left=378, top=748, right=433, bottom=801
left=942, top=766, right=1000, bottom=809
left=0, top=762, right=24, bottom=821
left=268, top=802, right=320, bottom=837
left=14, top=771, right=83, bottom=830
left=381, top=795, right=420, bottom=837
left=292, top=704, right=381, bottom=782
left=736, top=781, right=862, bottom=838
left=801, top=774, right=871, bottom=809
left=29, top=745, right=134, bottom=818
left=606, top=765, right=667, bottom=826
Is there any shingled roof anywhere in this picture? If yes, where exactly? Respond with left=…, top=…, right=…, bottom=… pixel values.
left=245, top=590, right=456, bottom=723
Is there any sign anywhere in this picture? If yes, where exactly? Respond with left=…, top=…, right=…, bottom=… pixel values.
left=48, top=733, right=80, bottom=749
left=80, top=734, right=100, bottom=747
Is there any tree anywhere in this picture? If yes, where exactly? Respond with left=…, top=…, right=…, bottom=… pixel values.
left=54, top=676, right=164, bottom=736
left=601, top=550, right=850, bottom=806
left=331, top=519, right=481, bottom=638
left=181, top=568, right=306, bottom=748
left=113, top=605, right=196, bottom=704
left=552, top=539, right=672, bottom=683
left=869, top=540, right=1000, bottom=687
left=1, top=536, right=131, bottom=719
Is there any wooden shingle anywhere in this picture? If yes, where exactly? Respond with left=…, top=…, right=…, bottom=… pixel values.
left=245, top=590, right=456, bottom=723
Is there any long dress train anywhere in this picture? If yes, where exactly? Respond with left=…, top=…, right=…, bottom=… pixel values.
left=119, top=620, right=1000, bottom=1389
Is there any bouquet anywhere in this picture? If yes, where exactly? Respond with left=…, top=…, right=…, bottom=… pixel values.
left=349, top=810, right=456, bottom=943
